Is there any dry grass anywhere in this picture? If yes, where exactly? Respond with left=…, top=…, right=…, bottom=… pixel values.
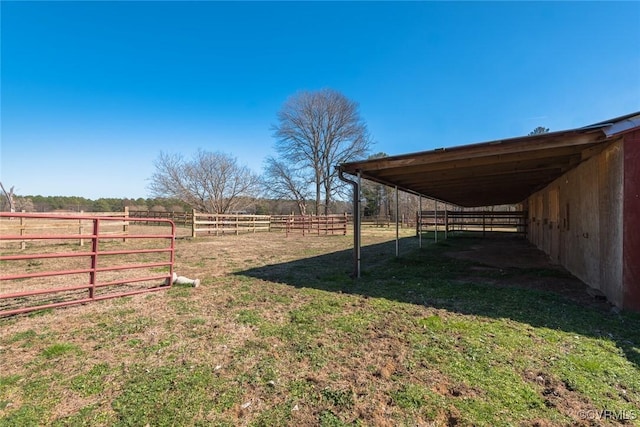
left=1, top=228, right=639, bottom=426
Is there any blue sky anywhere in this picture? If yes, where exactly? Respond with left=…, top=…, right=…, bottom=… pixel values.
left=2, top=1, right=639, bottom=199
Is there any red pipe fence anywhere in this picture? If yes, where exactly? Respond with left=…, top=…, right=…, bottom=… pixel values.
left=0, top=213, right=175, bottom=316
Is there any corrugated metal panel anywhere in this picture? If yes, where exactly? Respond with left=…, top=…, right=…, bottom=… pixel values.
left=602, top=114, right=640, bottom=137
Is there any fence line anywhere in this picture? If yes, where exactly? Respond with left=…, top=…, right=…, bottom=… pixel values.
left=2, top=209, right=351, bottom=239
left=417, top=210, right=528, bottom=236
left=192, top=212, right=271, bottom=236
left=0, top=212, right=175, bottom=317
left=1, top=210, right=130, bottom=248
left=361, top=215, right=391, bottom=228
left=128, top=210, right=192, bottom=227
left=270, top=214, right=348, bottom=236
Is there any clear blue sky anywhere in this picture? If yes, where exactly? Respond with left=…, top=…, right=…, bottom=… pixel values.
left=2, top=1, right=639, bottom=199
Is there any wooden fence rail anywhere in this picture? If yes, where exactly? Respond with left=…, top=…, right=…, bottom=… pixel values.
left=0, top=210, right=130, bottom=249
left=128, top=210, right=192, bottom=227
left=1, top=209, right=350, bottom=240
left=417, top=210, right=527, bottom=236
left=270, top=214, right=348, bottom=236
left=192, top=212, right=271, bottom=236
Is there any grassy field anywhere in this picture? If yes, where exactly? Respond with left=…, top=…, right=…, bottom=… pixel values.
left=1, top=228, right=639, bottom=426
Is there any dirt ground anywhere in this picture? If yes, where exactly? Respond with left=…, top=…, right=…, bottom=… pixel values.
left=444, top=233, right=614, bottom=311
left=1, top=227, right=614, bottom=315
left=1, top=228, right=633, bottom=426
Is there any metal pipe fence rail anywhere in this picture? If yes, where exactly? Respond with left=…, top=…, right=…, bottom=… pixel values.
left=0, top=213, right=175, bottom=317
left=270, top=214, right=348, bottom=236
left=3, top=211, right=130, bottom=248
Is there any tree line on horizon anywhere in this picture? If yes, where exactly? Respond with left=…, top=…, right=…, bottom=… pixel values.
left=0, top=195, right=191, bottom=214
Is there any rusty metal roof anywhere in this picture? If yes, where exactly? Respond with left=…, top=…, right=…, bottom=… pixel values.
left=338, top=112, right=640, bottom=207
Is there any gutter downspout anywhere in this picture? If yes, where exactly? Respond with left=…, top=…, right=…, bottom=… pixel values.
left=337, top=166, right=361, bottom=278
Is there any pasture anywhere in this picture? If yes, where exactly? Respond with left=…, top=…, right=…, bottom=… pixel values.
left=1, top=228, right=639, bottom=426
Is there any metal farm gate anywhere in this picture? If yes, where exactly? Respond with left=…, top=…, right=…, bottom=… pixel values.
left=0, top=213, right=175, bottom=316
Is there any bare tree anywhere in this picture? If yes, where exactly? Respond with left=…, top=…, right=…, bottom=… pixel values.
left=263, top=157, right=310, bottom=215
left=0, top=182, right=16, bottom=213
left=148, top=150, right=261, bottom=214
left=273, top=89, right=372, bottom=215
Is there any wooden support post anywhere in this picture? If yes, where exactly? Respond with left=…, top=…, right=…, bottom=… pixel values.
left=435, top=201, right=438, bottom=243
left=395, top=186, right=399, bottom=257
left=123, top=206, right=129, bottom=243
left=444, top=205, right=448, bottom=240
left=418, top=197, right=422, bottom=248
left=482, top=213, right=486, bottom=237
left=191, top=209, right=197, bottom=238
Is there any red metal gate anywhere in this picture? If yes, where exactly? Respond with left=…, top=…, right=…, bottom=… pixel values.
left=0, top=213, right=175, bottom=316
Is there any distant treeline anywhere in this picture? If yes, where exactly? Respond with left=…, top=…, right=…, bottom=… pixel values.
left=2, top=195, right=191, bottom=213
left=1, top=195, right=352, bottom=216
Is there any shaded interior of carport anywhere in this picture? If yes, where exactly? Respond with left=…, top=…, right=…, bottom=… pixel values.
left=337, top=119, right=623, bottom=278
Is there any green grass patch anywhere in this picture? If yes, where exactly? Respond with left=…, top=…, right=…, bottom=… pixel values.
left=112, top=364, right=235, bottom=425
left=2, top=232, right=639, bottom=426
left=70, top=363, right=111, bottom=397
left=41, top=342, right=81, bottom=359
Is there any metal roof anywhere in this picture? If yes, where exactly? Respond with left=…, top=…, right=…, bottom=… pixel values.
left=338, top=112, right=640, bottom=207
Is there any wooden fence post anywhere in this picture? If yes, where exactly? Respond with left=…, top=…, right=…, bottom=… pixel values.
left=123, top=206, right=129, bottom=243
left=191, top=209, right=197, bottom=238
left=444, top=206, right=448, bottom=239
left=343, top=212, right=347, bottom=235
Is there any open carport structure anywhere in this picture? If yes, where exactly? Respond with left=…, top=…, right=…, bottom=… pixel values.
left=338, top=112, right=640, bottom=311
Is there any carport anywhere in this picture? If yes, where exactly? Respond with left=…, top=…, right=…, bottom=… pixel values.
left=337, top=112, right=640, bottom=311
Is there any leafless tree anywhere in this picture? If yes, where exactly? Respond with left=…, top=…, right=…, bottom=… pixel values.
left=273, top=89, right=372, bottom=215
left=149, top=150, right=261, bottom=214
left=0, top=182, right=16, bottom=213
left=263, top=157, right=310, bottom=215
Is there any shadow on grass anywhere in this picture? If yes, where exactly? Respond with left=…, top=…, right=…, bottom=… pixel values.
left=236, top=233, right=640, bottom=369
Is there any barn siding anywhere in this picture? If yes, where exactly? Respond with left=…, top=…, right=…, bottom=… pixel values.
left=623, top=129, right=640, bottom=311
left=527, top=139, right=624, bottom=307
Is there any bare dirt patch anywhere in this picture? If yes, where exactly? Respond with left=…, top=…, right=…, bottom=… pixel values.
left=444, top=234, right=614, bottom=310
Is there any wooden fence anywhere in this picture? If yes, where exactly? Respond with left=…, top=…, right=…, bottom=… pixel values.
left=269, top=214, right=348, bottom=236
left=192, top=213, right=271, bottom=236
left=361, top=215, right=391, bottom=228
left=128, top=210, right=192, bottom=227
left=417, top=210, right=527, bottom=236
left=1, top=209, right=350, bottom=241
left=0, top=210, right=131, bottom=249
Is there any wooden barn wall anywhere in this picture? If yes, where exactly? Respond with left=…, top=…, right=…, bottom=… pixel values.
left=527, top=139, right=625, bottom=308
left=623, top=129, right=640, bottom=311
